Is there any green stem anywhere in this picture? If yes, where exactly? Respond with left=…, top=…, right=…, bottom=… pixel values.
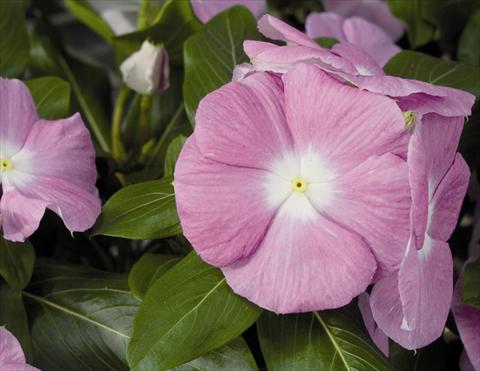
left=138, top=95, right=153, bottom=145
left=137, top=0, right=151, bottom=29
left=111, top=87, right=130, bottom=164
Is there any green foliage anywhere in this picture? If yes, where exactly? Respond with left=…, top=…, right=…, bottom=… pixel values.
left=258, top=306, right=392, bottom=371
left=0, top=0, right=29, bottom=77
left=128, top=252, right=262, bottom=370
left=164, top=135, right=187, bottom=175
left=93, top=177, right=181, bottom=239
left=183, top=6, right=261, bottom=124
left=65, top=0, right=115, bottom=42
left=25, top=76, right=71, bottom=120
left=458, top=9, right=480, bottom=66
left=0, top=238, right=35, bottom=291
left=462, top=256, right=480, bottom=308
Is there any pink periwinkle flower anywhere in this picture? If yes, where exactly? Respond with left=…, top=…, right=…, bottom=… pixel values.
left=0, top=78, right=101, bottom=242
left=190, top=0, right=266, bottom=23
left=306, top=12, right=400, bottom=66
left=452, top=258, right=480, bottom=371
left=0, top=327, right=39, bottom=371
left=358, top=293, right=389, bottom=356
left=322, top=0, right=404, bottom=41
left=175, top=63, right=412, bottom=313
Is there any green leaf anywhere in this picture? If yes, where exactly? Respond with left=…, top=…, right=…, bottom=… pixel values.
left=65, top=0, right=115, bottom=42
left=93, top=177, right=181, bottom=239
left=314, top=37, right=338, bottom=48
left=462, top=256, right=480, bottom=308
left=0, top=237, right=35, bottom=291
left=458, top=10, right=480, bottom=66
left=171, top=337, right=258, bottom=371
left=113, top=0, right=201, bottom=66
left=257, top=306, right=392, bottom=371
left=29, top=20, right=112, bottom=154
left=128, top=252, right=262, bottom=370
left=387, top=0, right=435, bottom=48
left=0, top=0, right=29, bottom=77
left=164, top=135, right=187, bottom=176
left=0, top=282, right=33, bottom=360
left=25, top=76, right=71, bottom=120
left=384, top=50, right=480, bottom=98
left=128, top=253, right=179, bottom=299
left=24, top=260, right=140, bottom=370
left=183, top=6, right=261, bottom=124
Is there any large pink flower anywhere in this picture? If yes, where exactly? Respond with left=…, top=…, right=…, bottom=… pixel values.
left=0, top=78, right=101, bottom=242
left=0, top=327, right=39, bottom=371
left=190, top=0, right=266, bottom=23
left=174, top=63, right=412, bottom=313
left=370, top=115, right=470, bottom=349
left=306, top=12, right=400, bottom=66
left=321, top=0, right=404, bottom=41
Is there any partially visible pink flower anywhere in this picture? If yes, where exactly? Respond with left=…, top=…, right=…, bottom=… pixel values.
left=358, top=293, right=389, bottom=356
left=370, top=115, right=470, bottom=349
left=190, top=0, right=266, bottom=23
left=453, top=258, right=480, bottom=371
left=0, top=327, right=39, bottom=371
left=322, top=0, right=404, bottom=40
left=0, top=78, right=101, bottom=242
left=306, top=12, right=400, bottom=66
left=175, top=64, right=412, bottom=313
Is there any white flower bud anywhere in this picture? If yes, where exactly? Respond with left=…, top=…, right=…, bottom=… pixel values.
left=120, top=40, right=169, bottom=95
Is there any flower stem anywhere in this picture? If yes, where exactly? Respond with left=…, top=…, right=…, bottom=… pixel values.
left=138, top=95, right=153, bottom=145
left=111, top=86, right=130, bottom=165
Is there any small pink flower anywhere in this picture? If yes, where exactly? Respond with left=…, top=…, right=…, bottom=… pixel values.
left=0, top=78, right=101, bottom=242
left=321, top=0, right=404, bottom=41
left=175, top=64, right=412, bottom=313
left=370, top=115, right=470, bottom=349
left=190, top=0, right=266, bottom=23
left=0, top=327, right=39, bottom=371
left=452, top=258, right=480, bottom=371
left=306, top=12, right=400, bottom=66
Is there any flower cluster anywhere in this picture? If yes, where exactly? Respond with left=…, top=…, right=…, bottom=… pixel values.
left=174, top=14, right=475, bottom=352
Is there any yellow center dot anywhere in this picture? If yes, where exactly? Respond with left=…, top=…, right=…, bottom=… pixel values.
left=291, top=177, right=308, bottom=193
left=0, top=158, right=12, bottom=171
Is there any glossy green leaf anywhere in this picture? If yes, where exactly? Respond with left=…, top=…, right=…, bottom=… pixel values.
left=29, top=20, right=112, bottom=154
left=458, top=10, right=480, bottom=66
left=183, top=6, right=261, bottom=124
left=113, top=0, right=201, bottom=66
left=65, top=0, right=114, bottom=42
left=0, top=282, right=33, bottom=360
left=387, top=0, right=435, bottom=48
left=384, top=50, right=480, bottom=98
left=25, top=76, right=71, bottom=120
left=462, top=256, right=480, bottom=308
left=0, top=237, right=35, bottom=291
left=258, top=306, right=392, bottom=371
left=24, top=260, right=140, bottom=370
left=0, top=0, right=29, bottom=77
left=93, top=177, right=181, bottom=239
left=171, top=337, right=258, bottom=371
left=128, top=252, right=262, bottom=370
left=164, top=135, right=187, bottom=175
left=128, top=253, right=179, bottom=299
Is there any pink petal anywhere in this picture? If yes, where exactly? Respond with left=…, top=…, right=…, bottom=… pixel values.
left=0, top=327, right=26, bottom=365
left=190, top=0, right=266, bottom=23
left=331, top=42, right=385, bottom=76
left=428, top=154, right=470, bottom=241
left=342, top=17, right=400, bottom=66
left=257, top=14, right=319, bottom=48
left=358, top=293, right=389, bottom=356
left=305, top=12, right=346, bottom=42
left=222, top=210, right=376, bottom=313
left=322, top=0, right=404, bottom=40
left=460, top=351, right=476, bottom=371
left=174, top=136, right=280, bottom=267
left=0, top=78, right=38, bottom=158
left=283, top=63, right=409, bottom=173
left=2, top=364, right=39, bottom=371
left=371, top=236, right=453, bottom=350
left=194, top=72, right=294, bottom=169
left=0, top=191, right=47, bottom=242
left=319, top=154, right=411, bottom=271
left=452, top=259, right=480, bottom=371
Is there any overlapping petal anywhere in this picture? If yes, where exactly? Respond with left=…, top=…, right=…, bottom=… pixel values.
left=190, top=0, right=266, bottom=23
left=358, top=293, right=389, bottom=356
